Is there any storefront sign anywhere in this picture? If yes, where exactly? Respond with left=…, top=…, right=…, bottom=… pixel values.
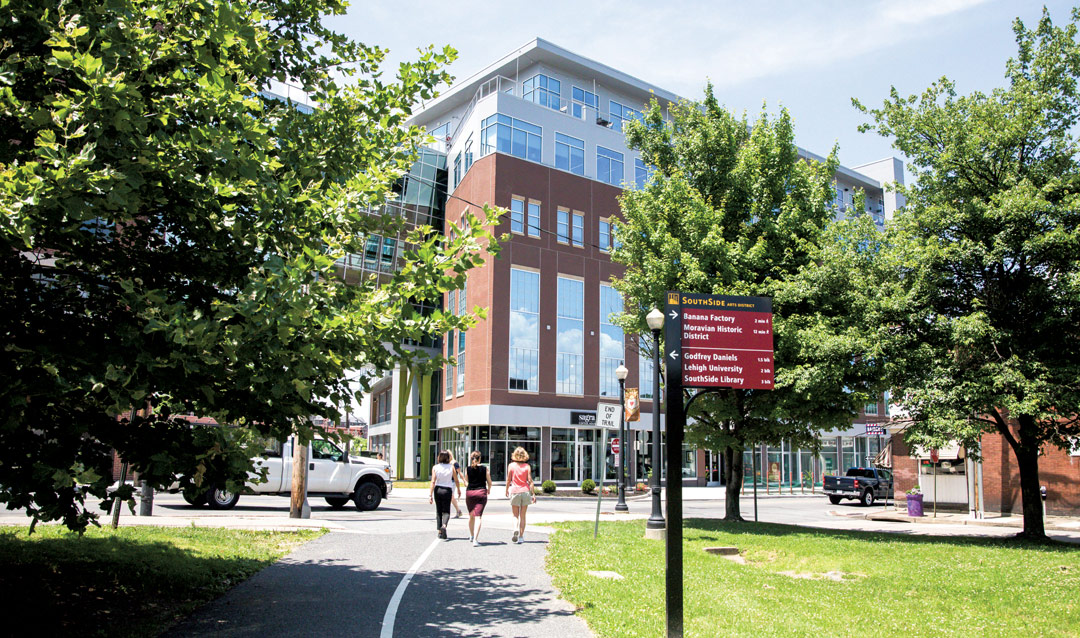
left=865, top=424, right=886, bottom=435
left=665, top=292, right=774, bottom=390
left=570, top=411, right=597, bottom=426
left=597, top=403, right=620, bottom=429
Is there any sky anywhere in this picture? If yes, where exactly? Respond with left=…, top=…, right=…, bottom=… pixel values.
left=327, top=0, right=1076, bottom=173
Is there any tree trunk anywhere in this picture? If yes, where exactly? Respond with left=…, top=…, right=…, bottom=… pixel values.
left=1013, top=426, right=1046, bottom=540
left=724, top=447, right=743, bottom=521
left=290, top=439, right=309, bottom=519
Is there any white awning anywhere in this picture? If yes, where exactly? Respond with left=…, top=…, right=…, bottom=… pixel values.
left=912, top=442, right=962, bottom=460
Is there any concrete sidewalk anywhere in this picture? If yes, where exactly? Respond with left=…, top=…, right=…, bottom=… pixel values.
left=857, top=508, right=1080, bottom=531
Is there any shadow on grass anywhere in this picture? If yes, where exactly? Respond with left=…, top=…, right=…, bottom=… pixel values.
left=679, top=518, right=1080, bottom=552
left=0, top=528, right=297, bottom=638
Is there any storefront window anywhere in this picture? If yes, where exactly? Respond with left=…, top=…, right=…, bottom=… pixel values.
left=799, top=450, right=817, bottom=487
left=681, top=444, right=696, bottom=478
left=820, top=438, right=838, bottom=478
left=841, top=436, right=857, bottom=470
left=551, top=428, right=574, bottom=481
left=472, top=426, right=540, bottom=483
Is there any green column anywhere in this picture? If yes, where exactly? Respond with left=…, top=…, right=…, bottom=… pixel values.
left=420, top=372, right=432, bottom=479
left=395, top=365, right=413, bottom=479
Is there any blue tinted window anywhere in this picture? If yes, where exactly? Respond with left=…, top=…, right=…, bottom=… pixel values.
left=597, top=146, right=624, bottom=186
left=555, top=133, right=585, bottom=175
left=523, top=74, right=562, bottom=111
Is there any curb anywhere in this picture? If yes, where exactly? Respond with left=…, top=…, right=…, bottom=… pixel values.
left=862, top=512, right=1080, bottom=532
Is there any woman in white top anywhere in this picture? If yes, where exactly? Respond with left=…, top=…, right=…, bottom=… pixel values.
left=428, top=449, right=460, bottom=539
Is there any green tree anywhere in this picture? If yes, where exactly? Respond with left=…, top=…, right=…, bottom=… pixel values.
left=0, top=0, right=498, bottom=531
left=855, top=7, right=1080, bottom=539
left=615, top=87, right=883, bottom=520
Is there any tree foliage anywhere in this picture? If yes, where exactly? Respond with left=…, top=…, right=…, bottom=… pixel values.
left=855, top=7, right=1080, bottom=539
left=615, top=87, right=883, bottom=519
left=0, top=0, right=497, bottom=530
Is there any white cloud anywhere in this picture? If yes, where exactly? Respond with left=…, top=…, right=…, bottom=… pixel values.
left=602, top=0, right=996, bottom=91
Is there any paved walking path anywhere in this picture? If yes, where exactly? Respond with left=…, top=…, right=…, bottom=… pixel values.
left=165, top=520, right=590, bottom=638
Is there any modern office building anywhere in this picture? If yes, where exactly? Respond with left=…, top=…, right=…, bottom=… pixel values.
left=369, top=38, right=904, bottom=484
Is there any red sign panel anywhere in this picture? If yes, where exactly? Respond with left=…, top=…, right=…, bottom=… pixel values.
left=669, top=293, right=774, bottom=390
left=611, top=438, right=621, bottom=454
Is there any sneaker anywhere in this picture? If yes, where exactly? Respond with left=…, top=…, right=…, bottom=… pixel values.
left=439, top=527, right=447, bottom=540
left=468, top=535, right=474, bottom=543
left=511, top=530, right=519, bottom=543
left=516, top=537, right=524, bottom=545
left=472, top=539, right=479, bottom=547
left=455, top=512, right=462, bottom=519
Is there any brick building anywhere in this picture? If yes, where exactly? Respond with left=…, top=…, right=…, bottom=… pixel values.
left=888, top=424, right=1080, bottom=516
left=364, top=38, right=906, bottom=483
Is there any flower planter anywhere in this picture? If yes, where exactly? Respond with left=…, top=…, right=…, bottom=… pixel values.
left=906, top=493, right=924, bottom=517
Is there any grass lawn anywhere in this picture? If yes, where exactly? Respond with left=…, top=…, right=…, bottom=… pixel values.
left=546, top=519, right=1080, bottom=638
left=393, top=480, right=431, bottom=488
left=0, top=524, right=323, bottom=637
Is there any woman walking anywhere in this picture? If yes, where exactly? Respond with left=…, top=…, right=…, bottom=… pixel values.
left=448, top=451, right=464, bottom=518
left=505, top=446, right=536, bottom=544
left=428, top=450, right=460, bottom=540
left=465, top=451, right=492, bottom=547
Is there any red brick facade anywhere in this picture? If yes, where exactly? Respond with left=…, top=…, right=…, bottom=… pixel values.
left=890, top=426, right=1080, bottom=516
left=980, top=429, right=1080, bottom=516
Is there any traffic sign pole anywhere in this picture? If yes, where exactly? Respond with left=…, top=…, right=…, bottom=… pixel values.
left=664, top=293, right=684, bottom=638
left=660, top=292, right=775, bottom=638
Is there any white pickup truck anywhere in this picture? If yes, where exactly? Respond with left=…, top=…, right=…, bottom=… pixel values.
left=184, top=436, right=392, bottom=511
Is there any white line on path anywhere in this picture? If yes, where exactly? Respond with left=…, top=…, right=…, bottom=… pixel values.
left=379, top=538, right=440, bottom=638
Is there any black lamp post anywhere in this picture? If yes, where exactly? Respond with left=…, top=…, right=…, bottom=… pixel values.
left=645, top=308, right=666, bottom=537
left=615, top=363, right=629, bottom=512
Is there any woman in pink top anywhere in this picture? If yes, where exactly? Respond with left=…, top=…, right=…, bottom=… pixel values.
left=505, top=446, right=535, bottom=544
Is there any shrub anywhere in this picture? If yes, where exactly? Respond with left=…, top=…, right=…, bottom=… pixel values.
left=581, top=478, right=596, bottom=494
left=541, top=480, right=556, bottom=494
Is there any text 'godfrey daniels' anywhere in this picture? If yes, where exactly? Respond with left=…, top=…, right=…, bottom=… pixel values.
left=665, top=292, right=774, bottom=390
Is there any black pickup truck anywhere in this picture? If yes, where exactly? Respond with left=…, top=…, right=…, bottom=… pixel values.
left=823, top=467, right=893, bottom=506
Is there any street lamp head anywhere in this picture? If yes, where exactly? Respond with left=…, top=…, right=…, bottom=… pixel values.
left=646, top=308, right=664, bottom=331
left=615, top=363, right=628, bottom=381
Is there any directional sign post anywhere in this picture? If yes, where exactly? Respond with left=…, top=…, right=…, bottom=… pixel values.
left=662, top=291, right=774, bottom=638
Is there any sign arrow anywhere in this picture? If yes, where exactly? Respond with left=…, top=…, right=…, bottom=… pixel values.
left=668, top=350, right=680, bottom=361
left=669, top=309, right=679, bottom=321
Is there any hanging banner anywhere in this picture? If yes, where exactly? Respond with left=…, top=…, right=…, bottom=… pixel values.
left=624, top=388, right=640, bottom=422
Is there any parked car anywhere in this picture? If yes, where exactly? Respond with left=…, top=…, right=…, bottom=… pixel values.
left=181, top=435, right=392, bottom=511
left=823, top=467, right=892, bottom=506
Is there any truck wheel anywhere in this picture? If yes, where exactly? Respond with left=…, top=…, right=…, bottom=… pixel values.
left=206, top=486, right=240, bottom=510
left=828, top=495, right=842, bottom=505
left=354, top=482, right=382, bottom=511
left=183, top=491, right=208, bottom=507
left=861, top=488, right=875, bottom=507
left=325, top=497, right=350, bottom=510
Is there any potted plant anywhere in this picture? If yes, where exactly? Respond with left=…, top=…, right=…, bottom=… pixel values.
left=906, top=486, right=924, bottom=517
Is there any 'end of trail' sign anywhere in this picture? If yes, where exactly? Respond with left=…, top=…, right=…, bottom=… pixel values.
left=665, top=292, right=774, bottom=390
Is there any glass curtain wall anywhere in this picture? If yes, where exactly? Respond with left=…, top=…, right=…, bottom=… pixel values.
left=509, top=269, right=539, bottom=391
left=599, top=284, right=623, bottom=398
left=556, top=277, right=584, bottom=395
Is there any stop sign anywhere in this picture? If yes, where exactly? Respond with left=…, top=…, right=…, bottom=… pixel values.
left=930, top=449, right=939, bottom=463
left=611, top=438, right=621, bottom=454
